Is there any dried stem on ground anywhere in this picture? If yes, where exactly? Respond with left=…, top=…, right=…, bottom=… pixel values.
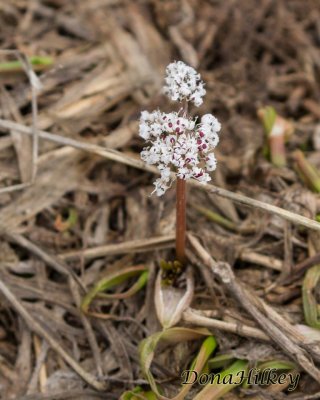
left=0, top=118, right=319, bottom=232
left=189, top=234, right=320, bottom=382
left=1, top=2, right=320, bottom=397
left=0, top=280, right=107, bottom=391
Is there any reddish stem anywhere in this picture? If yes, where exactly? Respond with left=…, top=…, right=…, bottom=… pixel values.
left=269, top=134, right=286, bottom=167
left=176, top=178, right=186, bottom=264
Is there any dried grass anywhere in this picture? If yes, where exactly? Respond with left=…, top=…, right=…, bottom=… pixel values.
left=0, top=0, right=320, bottom=398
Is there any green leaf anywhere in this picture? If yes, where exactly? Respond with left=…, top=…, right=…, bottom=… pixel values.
left=258, top=106, right=277, bottom=135
left=191, top=204, right=237, bottom=232
left=208, top=354, right=235, bottom=370
left=81, top=265, right=148, bottom=314
left=0, top=56, right=53, bottom=72
left=194, top=359, right=248, bottom=400
left=241, top=359, right=296, bottom=389
left=120, top=386, right=157, bottom=400
left=303, top=264, right=320, bottom=328
left=258, top=360, right=296, bottom=371
left=190, top=336, right=217, bottom=371
left=293, top=150, right=320, bottom=193
left=139, top=328, right=213, bottom=400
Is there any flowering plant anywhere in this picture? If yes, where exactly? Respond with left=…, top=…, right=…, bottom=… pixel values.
left=139, top=61, right=221, bottom=263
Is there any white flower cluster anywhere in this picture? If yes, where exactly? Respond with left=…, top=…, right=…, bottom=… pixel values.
left=139, top=60, right=221, bottom=196
left=140, top=110, right=221, bottom=196
left=163, top=61, right=206, bottom=107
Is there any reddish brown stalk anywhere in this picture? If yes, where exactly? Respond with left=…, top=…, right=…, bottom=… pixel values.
left=269, top=134, right=286, bottom=167
left=176, top=178, right=186, bottom=264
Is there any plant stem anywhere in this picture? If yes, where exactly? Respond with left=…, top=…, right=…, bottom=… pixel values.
left=176, top=178, right=186, bottom=264
left=293, top=150, right=320, bottom=193
left=269, top=134, right=286, bottom=167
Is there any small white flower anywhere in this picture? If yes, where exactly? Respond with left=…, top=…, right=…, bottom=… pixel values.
left=201, top=114, right=221, bottom=133
left=205, top=153, right=217, bottom=171
left=153, top=177, right=170, bottom=196
left=163, top=61, right=206, bottom=107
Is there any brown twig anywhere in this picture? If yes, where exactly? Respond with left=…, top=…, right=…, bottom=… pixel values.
left=59, top=234, right=175, bottom=261
left=0, top=182, right=31, bottom=195
left=0, top=50, right=39, bottom=183
left=27, top=338, right=48, bottom=394
left=239, top=249, right=283, bottom=271
left=0, top=118, right=320, bottom=233
left=290, top=252, right=320, bottom=281
left=188, top=233, right=320, bottom=383
left=68, top=279, right=103, bottom=377
left=5, top=232, right=85, bottom=290
left=182, top=308, right=270, bottom=341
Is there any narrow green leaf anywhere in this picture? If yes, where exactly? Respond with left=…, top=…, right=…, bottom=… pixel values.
left=194, top=359, right=248, bottom=400
left=98, top=270, right=149, bottom=300
left=81, top=265, right=147, bottom=314
left=0, top=56, right=53, bottom=72
left=258, top=106, right=277, bottom=135
left=258, top=360, right=296, bottom=371
left=303, top=264, right=320, bottom=328
left=208, top=354, right=235, bottom=370
left=139, top=328, right=212, bottom=400
left=257, top=106, right=293, bottom=167
left=241, top=359, right=296, bottom=389
left=190, top=336, right=217, bottom=371
left=293, top=150, right=320, bottom=193
left=191, top=204, right=237, bottom=231
left=120, top=386, right=157, bottom=400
